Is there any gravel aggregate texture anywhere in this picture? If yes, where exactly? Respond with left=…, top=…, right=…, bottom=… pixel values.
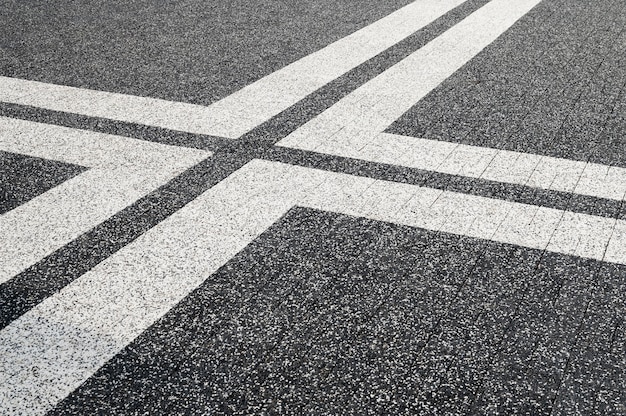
left=1, top=0, right=625, bottom=414
left=50, top=208, right=626, bottom=415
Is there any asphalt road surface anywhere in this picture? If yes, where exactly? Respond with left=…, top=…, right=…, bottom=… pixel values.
left=1, top=0, right=625, bottom=414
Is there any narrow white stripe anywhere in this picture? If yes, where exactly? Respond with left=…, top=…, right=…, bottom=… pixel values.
left=278, top=0, right=626, bottom=201
left=0, top=0, right=467, bottom=139
left=1, top=159, right=624, bottom=414
left=358, top=133, right=626, bottom=201
left=0, top=117, right=210, bottom=283
left=270, top=0, right=626, bottom=202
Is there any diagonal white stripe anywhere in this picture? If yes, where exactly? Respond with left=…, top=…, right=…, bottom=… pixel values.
left=0, top=0, right=468, bottom=138
left=1, top=159, right=625, bottom=414
left=271, top=0, right=626, bottom=202
left=0, top=117, right=211, bottom=283
left=278, top=0, right=543, bottom=149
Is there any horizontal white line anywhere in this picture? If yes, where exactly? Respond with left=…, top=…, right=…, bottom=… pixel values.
left=292, top=130, right=626, bottom=202
left=0, top=117, right=211, bottom=283
left=1, top=159, right=624, bottom=414
left=266, top=0, right=626, bottom=201
left=0, top=0, right=467, bottom=138
left=0, top=117, right=203, bottom=170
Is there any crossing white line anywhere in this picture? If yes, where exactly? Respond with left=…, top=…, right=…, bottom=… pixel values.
left=1, top=159, right=625, bottom=414
left=0, top=0, right=468, bottom=139
left=279, top=0, right=543, bottom=146
left=0, top=117, right=211, bottom=283
left=320, top=132, right=626, bottom=201
left=272, top=0, right=626, bottom=202
left=3, top=0, right=622, bottom=413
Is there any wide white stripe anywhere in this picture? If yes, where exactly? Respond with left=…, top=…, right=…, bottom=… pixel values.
left=278, top=0, right=542, bottom=148
left=270, top=0, right=626, bottom=202
left=1, top=159, right=624, bottom=414
left=0, top=117, right=200, bottom=170
left=326, top=132, right=626, bottom=201
left=0, top=0, right=467, bottom=139
left=0, top=117, right=210, bottom=283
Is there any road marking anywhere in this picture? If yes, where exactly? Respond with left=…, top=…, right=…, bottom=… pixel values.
left=279, top=0, right=543, bottom=146
left=273, top=0, right=626, bottom=202
left=0, top=159, right=625, bottom=414
left=2, top=0, right=622, bottom=413
left=305, top=132, right=626, bottom=201
left=0, top=117, right=210, bottom=283
left=0, top=0, right=468, bottom=139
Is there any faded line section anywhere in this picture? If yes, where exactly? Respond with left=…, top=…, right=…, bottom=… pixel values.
left=0, top=0, right=467, bottom=139
left=270, top=0, right=626, bottom=200
left=1, top=159, right=625, bottom=415
left=0, top=117, right=210, bottom=284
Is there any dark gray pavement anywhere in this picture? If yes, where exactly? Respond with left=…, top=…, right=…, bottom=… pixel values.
left=1, top=0, right=412, bottom=105
left=49, top=208, right=626, bottom=415
left=388, top=0, right=626, bottom=166
left=1, top=1, right=625, bottom=415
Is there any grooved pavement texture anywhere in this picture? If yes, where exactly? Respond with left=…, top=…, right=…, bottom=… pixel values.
left=51, top=208, right=626, bottom=415
left=388, top=0, right=626, bottom=166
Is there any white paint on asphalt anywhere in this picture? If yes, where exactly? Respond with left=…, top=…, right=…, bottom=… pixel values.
left=274, top=0, right=626, bottom=202
left=1, top=158, right=624, bottom=414
left=0, top=117, right=211, bottom=284
left=296, top=132, right=626, bottom=201
left=0, top=0, right=467, bottom=138
left=6, top=0, right=626, bottom=413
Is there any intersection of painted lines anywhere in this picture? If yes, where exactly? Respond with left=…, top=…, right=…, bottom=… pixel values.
left=2, top=0, right=622, bottom=412
left=287, top=130, right=626, bottom=203
left=0, top=116, right=211, bottom=283
left=0, top=0, right=467, bottom=139
left=277, top=0, right=626, bottom=202
left=1, top=158, right=626, bottom=414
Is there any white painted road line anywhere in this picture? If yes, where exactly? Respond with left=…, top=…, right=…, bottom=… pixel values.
left=1, top=159, right=625, bottom=415
left=0, top=117, right=211, bottom=283
left=278, top=0, right=543, bottom=148
left=348, top=132, right=626, bottom=201
left=272, top=0, right=626, bottom=202
left=0, top=0, right=468, bottom=139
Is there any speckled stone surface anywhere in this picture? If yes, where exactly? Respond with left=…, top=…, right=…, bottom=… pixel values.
left=48, top=208, right=626, bottom=415
left=388, top=0, right=626, bottom=167
left=0, top=150, right=86, bottom=214
left=2, top=0, right=626, bottom=414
